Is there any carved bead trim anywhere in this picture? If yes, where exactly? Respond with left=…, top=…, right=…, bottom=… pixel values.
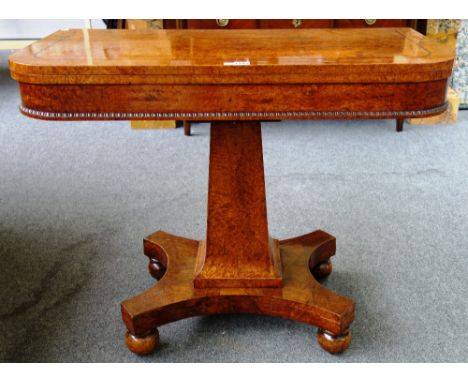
left=19, top=103, right=448, bottom=120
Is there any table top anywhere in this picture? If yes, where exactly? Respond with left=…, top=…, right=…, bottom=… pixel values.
left=9, top=28, right=454, bottom=121
left=10, top=28, right=454, bottom=84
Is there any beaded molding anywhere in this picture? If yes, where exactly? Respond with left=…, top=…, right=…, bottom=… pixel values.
left=20, top=103, right=448, bottom=120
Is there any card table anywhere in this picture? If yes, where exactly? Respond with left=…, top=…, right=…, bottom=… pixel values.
left=9, top=28, right=453, bottom=355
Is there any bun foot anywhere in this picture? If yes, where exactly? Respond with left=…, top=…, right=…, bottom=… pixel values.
left=317, top=328, right=352, bottom=354
left=311, top=259, right=332, bottom=279
left=148, top=259, right=166, bottom=280
left=125, top=329, right=159, bottom=355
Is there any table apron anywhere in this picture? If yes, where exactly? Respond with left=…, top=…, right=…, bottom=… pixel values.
left=18, top=81, right=448, bottom=121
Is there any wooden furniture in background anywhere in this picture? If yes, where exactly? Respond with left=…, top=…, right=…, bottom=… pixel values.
left=409, top=20, right=462, bottom=125
left=409, top=88, right=460, bottom=125
left=163, top=19, right=423, bottom=31
left=9, top=28, right=453, bottom=355
left=162, top=19, right=425, bottom=135
left=124, top=19, right=176, bottom=130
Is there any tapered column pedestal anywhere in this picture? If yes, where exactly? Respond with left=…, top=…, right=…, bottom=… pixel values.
left=121, top=121, right=355, bottom=355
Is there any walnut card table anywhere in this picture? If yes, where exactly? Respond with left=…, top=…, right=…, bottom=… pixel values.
left=9, top=28, right=453, bottom=355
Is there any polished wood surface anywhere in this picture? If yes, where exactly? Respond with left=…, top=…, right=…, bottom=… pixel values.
left=164, top=19, right=424, bottom=33
left=258, top=19, right=334, bottom=28
left=121, top=229, right=354, bottom=353
left=120, top=121, right=354, bottom=354
left=9, top=29, right=454, bottom=356
left=194, top=122, right=282, bottom=288
left=10, top=28, right=453, bottom=83
left=183, top=19, right=336, bottom=29
left=335, top=19, right=409, bottom=28
left=9, top=28, right=454, bottom=123
left=167, top=20, right=422, bottom=135
left=17, top=81, right=448, bottom=121
left=124, top=330, right=159, bottom=355
left=185, top=19, right=257, bottom=29
left=170, top=19, right=420, bottom=31
left=317, top=329, right=352, bottom=354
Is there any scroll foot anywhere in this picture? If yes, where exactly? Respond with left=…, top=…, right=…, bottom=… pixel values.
left=125, top=329, right=160, bottom=355
left=310, top=259, right=332, bottom=280
left=148, top=258, right=166, bottom=280
left=316, top=328, right=352, bottom=354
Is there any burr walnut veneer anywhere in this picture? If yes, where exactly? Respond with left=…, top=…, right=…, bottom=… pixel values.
left=9, top=28, right=453, bottom=355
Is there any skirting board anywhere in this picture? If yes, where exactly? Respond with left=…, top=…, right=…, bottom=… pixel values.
left=131, top=120, right=176, bottom=129
left=0, top=40, right=35, bottom=50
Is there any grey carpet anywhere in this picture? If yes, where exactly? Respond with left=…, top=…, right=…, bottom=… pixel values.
left=1, top=50, right=467, bottom=363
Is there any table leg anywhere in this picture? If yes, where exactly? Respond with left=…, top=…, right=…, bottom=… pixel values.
left=396, top=118, right=404, bottom=132
left=121, top=121, right=355, bottom=355
left=183, top=120, right=191, bottom=136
